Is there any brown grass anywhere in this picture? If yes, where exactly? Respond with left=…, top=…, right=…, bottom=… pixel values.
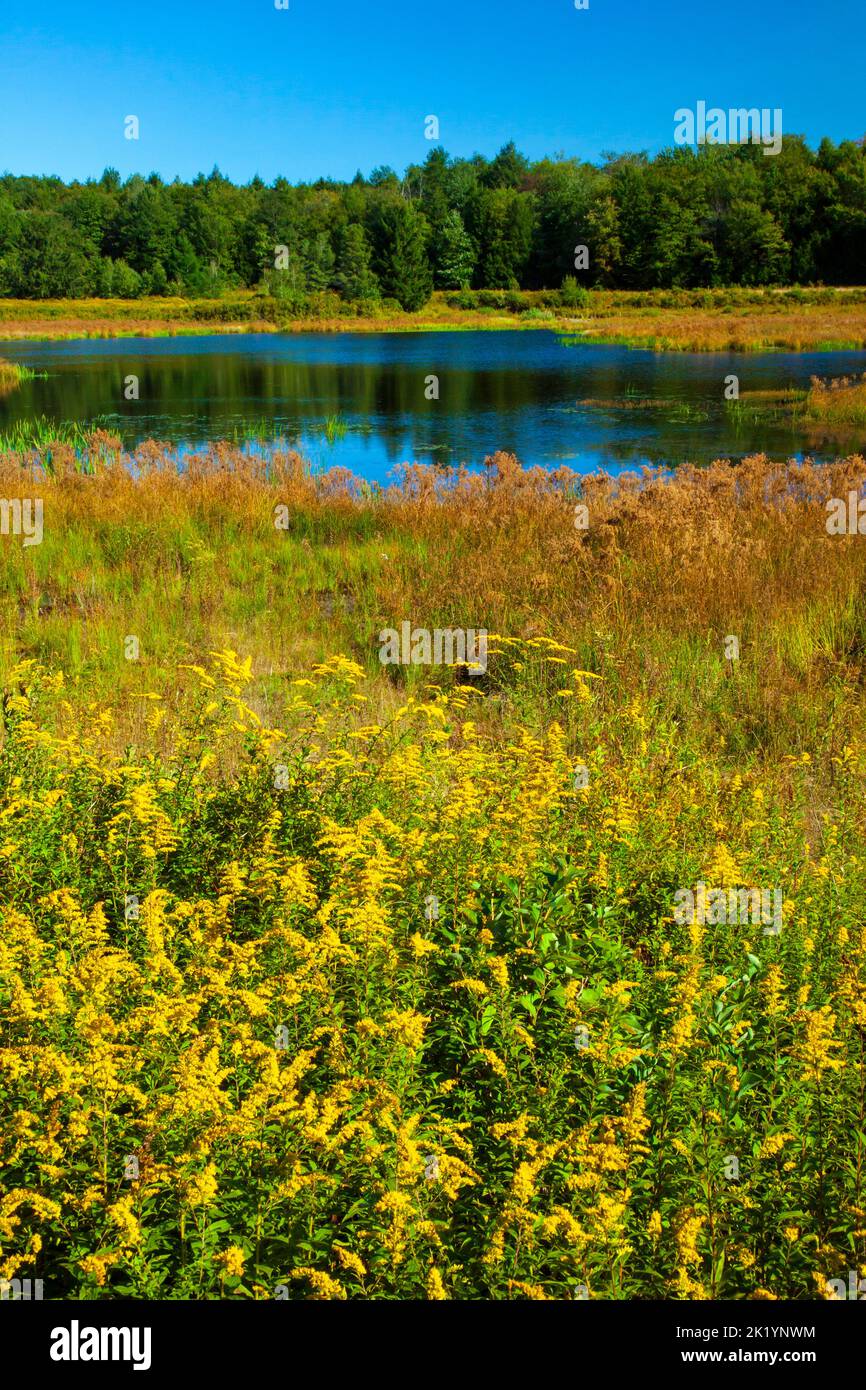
left=0, top=359, right=24, bottom=395
left=2, top=289, right=866, bottom=348
left=569, top=304, right=866, bottom=352
left=805, top=373, right=866, bottom=425
left=2, top=440, right=866, bottom=762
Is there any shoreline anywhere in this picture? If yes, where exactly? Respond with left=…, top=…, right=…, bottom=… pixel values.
left=1, top=289, right=865, bottom=353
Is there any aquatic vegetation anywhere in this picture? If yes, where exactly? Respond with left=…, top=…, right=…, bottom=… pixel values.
left=321, top=414, right=349, bottom=444
left=724, top=388, right=805, bottom=426
left=0, top=360, right=42, bottom=397
left=228, top=418, right=291, bottom=448
left=665, top=402, right=710, bottom=424
left=805, top=373, right=866, bottom=426
left=1, top=443, right=866, bottom=1299
left=0, top=414, right=114, bottom=456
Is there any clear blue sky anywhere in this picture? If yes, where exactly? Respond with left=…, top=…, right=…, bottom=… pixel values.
left=1, top=0, right=863, bottom=183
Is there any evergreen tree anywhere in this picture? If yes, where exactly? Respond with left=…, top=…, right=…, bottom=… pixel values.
left=372, top=202, right=433, bottom=311
left=302, top=232, right=336, bottom=292
left=10, top=213, right=91, bottom=297
left=0, top=136, right=863, bottom=300
left=334, top=223, right=379, bottom=300
left=434, top=210, right=475, bottom=289
left=483, top=141, right=530, bottom=190
left=0, top=194, right=20, bottom=263
left=469, top=188, right=535, bottom=288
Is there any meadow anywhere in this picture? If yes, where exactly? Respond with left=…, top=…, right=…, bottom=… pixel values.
left=0, top=439, right=865, bottom=1300
left=1, top=287, right=866, bottom=351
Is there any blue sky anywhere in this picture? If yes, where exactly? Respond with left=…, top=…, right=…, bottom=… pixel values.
left=1, top=0, right=863, bottom=183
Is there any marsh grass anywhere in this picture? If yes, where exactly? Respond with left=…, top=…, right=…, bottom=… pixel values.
left=322, top=414, right=349, bottom=444
left=0, top=414, right=115, bottom=459
left=227, top=418, right=293, bottom=448
left=2, top=441, right=866, bottom=1299
left=0, top=359, right=44, bottom=395
left=665, top=402, right=710, bottom=424
left=2, top=440, right=866, bottom=761
left=1, top=288, right=866, bottom=350
left=805, top=374, right=866, bottom=426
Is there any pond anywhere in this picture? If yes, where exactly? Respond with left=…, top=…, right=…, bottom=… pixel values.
left=2, top=330, right=865, bottom=481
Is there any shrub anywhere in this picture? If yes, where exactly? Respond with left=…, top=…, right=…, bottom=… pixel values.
left=559, top=277, right=590, bottom=309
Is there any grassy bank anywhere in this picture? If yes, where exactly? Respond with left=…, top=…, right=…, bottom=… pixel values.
left=805, top=373, right=866, bottom=426
left=1, top=287, right=866, bottom=350
left=0, top=360, right=40, bottom=396
left=1, top=444, right=866, bottom=1299
left=717, top=374, right=866, bottom=442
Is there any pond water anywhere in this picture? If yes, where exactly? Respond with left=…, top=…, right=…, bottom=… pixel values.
left=2, top=330, right=865, bottom=482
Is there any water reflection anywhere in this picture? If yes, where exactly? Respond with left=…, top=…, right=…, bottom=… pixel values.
left=1, top=331, right=865, bottom=481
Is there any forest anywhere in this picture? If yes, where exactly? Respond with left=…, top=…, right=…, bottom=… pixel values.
left=1, top=136, right=865, bottom=310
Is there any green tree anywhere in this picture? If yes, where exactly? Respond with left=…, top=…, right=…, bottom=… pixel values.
left=721, top=201, right=789, bottom=284
left=334, top=223, right=379, bottom=300
left=530, top=160, right=596, bottom=287
left=434, top=210, right=475, bottom=289
left=9, top=213, right=91, bottom=297
left=0, top=194, right=21, bottom=293
left=483, top=141, right=530, bottom=190
left=141, top=260, right=169, bottom=296
left=371, top=202, right=433, bottom=311
left=650, top=194, right=717, bottom=287
left=111, top=259, right=144, bottom=297
left=585, top=193, right=622, bottom=285
left=0, top=137, right=864, bottom=299
left=469, top=188, right=535, bottom=288
left=302, top=231, right=336, bottom=292
left=608, top=160, right=653, bottom=288
left=64, top=187, right=111, bottom=259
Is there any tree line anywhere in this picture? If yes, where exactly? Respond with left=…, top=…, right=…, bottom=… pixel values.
left=1, top=136, right=864, bottom=308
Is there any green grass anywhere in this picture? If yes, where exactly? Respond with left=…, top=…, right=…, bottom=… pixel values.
left=322, top=414, right=349, bottom=444
left=0, top=414, right=115, bottom=458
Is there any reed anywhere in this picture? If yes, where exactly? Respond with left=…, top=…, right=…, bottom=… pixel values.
left=2, top=439, right=865, bottom=761
left=0, top=358, right=42, bottom=395
left=805, top=373, right=866, bottom=425
left=0, top=414, right=114, bottom=459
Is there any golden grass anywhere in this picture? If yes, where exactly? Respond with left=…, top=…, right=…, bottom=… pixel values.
left=570, top=304, right=866, bottom=352
left=805, top=374, right=866, bottom=425
left=0, top=359, right=26, bottom=395
left=2, top=440, right=866, bottom=766
left=2, top=289, right=866, bottom=348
